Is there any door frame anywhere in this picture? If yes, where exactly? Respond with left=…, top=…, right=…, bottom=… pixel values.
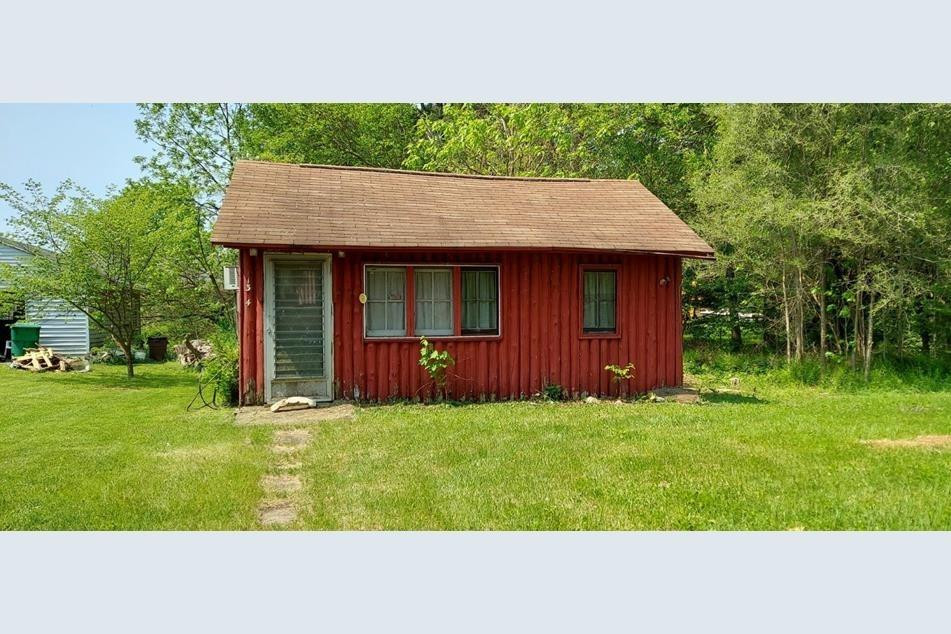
left=263, top=252, right=334, bottom=403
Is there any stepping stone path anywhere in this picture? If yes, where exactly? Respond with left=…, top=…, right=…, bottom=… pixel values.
left=257, top=428, right=313, bottom=528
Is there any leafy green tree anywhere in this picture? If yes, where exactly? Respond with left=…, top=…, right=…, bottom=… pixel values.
left=245, top=103, right=420, bottom=168
left=405, top=103, right=713, bottom=210
left=693, top=104, right=950, bottom=374
left=0, top=180, right=196, bottom=377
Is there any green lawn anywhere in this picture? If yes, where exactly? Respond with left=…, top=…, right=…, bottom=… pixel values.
left=2, top=362, right=950, bottom=530
left=0, top=363, right=271, bottom=530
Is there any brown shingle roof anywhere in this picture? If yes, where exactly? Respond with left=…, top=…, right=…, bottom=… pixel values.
left=211, top=160, right=714, bottom=258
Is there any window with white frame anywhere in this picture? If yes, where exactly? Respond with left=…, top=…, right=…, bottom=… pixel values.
left=365, top=266, right=406, bottom=336
left=414, top=268, right=454, bottom=335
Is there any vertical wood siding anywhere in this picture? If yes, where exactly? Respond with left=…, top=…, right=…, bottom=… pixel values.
left=237, top=248, right=683, bottom=404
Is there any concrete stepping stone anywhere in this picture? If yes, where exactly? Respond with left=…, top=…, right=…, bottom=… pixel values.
left=272, top=444, right=305, bottom=454
left=235, top=403, right=356, bottom=426
left=258, top=500, right=297, bottom=526
left=275, top=429, right=311, bottom=446
left=261, top=474, right=302, bottom=493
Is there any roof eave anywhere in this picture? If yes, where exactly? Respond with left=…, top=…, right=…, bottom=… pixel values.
left=210, top=239, right=714, bottom=260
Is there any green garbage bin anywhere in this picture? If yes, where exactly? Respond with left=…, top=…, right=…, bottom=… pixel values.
left=10, top=323, right=41, bottom=357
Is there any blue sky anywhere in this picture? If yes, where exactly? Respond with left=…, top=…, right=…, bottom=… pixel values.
left=0, top=104, right=150, bottom=230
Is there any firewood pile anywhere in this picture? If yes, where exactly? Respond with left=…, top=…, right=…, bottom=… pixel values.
left=174, top=339, right=213, bottom=367
left=9, top=347, right=89, bottom=373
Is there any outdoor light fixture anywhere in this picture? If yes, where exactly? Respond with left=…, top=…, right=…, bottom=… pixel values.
left=659, top=275, right=671, bottom=286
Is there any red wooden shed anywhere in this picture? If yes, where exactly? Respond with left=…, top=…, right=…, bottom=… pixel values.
left=211, top=160, right=713, bottom=405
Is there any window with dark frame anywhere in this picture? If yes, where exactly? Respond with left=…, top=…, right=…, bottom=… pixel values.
left=461, top=268, right=499, bottom=335
left=582, top=270, right=617, bottom=333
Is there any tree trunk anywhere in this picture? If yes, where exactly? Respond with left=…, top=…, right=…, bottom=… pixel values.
left=794, top=266, right=805, bottom=361
left=819, top=262, right=827, bottom=367
left=119, top=340, right=135, bottom=378
left=851, top=288, right=862, bottom=370
left=726, top=265, right=742, bottom=352
left=863, top=293, right=875, bottom=382
left=781, top=268, right=792, bottom=362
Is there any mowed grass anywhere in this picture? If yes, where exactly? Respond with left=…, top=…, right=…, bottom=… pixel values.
left=0, top=363, right=271, bottom=530
left=299, top=383, right=951, bottom=530
left=2, top=362, right=950, bottom=530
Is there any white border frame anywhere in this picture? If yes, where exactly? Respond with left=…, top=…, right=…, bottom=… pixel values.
left=263, top=252, right=334, bottom=403
left=361, top=262, right=502, bottom=340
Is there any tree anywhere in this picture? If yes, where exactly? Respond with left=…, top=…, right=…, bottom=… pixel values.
left=134, top=103, right=425, bottom=335
left=693, top=104, right=950, bottom=371
left=245, top=103, right=421, bottom=168
left=0, top=180, right=194, bottom=377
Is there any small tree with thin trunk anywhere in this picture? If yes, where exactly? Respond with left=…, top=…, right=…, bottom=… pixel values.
left=0, top=180, right=187, bottom=377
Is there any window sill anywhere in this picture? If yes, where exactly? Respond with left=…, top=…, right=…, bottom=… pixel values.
left=363, top=335, right=503, bottom=344
left=579, top=332, right=621, bottom=340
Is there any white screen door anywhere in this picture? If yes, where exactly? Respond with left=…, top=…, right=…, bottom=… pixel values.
left=265, top=254, right=333, bottom=402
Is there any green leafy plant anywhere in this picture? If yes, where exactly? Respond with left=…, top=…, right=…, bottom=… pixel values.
left=418, top=336, right=455, bottom=400
left=543, top=383, right=564, bottom=401
left=604, top=362, right=635, bottom=383
left=196, top=326, right=239, bottom=405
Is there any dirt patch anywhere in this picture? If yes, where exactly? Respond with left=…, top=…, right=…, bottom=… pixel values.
left=653, top=387, right=701, bottom=404
left=258, top=500, right=297, bottom=526
left=274, top=429, right=311, bottom=446
left=863, top=435, right=951, bottom=449
left=235, top=403, right=355, bottom=426
left=261, top=474, right=303, bottom=493
left=154, top=442, right=234, bottom=461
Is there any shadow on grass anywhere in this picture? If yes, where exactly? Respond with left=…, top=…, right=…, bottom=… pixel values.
left=71, top=364, right=196, bottom=391
left=703, top=391, right=768, bottom=405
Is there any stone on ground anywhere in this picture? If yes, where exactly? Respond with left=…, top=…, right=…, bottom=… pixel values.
left=270, top=396, right=317, bottom=413
left=272, top=444, right=305, bottom=454
left=235, top=402, right=356, bottom=426
left=275, top=429, right=311, bottom=446
left=261, top=474, right=303, bottom=493
left=258, top=500, right=297, bottom=526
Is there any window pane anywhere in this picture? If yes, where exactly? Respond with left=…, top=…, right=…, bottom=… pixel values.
left=600, top=272, right=615, bottom=299
left=387, top=269, right=405, bottom=300
left=433, top=270, right=452, bottom=300
left=601, top=300, right=615, bottom=329
left=462, top=300, right=476, bottom=329
left=583, top=298, right=598, bottom=329
left=583, top=272, right=598, bottom=301
left=415, top=301, right=432, bottom=331
left=480, top=271, right=497, bottom=300
left=367, top=301, right=385, bottom=332
left=463, top=271, right=478, bottom=299
left=433, top=301, right=453, bottom=331
left=479, top=301, right=490, bottom=327
left=387, top=301, right=405, bottom=331
left=368, top=269, right=386, bottom=299
left=415, top=270, right=432, bottom=300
